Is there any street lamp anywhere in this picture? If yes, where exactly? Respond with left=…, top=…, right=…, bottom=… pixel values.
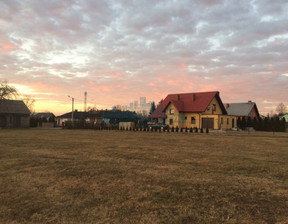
left=68, top=95, right=74, bottom=127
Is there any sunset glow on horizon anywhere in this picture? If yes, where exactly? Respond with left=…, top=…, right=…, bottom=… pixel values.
left=1, top=0, right=288, bottom=116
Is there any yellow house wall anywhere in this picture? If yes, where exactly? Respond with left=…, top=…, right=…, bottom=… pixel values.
left=219, top=115, right=237, bottom=130
left=202, top=97, right=223, bottom=115
left=180, top=113, right=201, bottom=129
left=165, top=104, right=183, bottom=128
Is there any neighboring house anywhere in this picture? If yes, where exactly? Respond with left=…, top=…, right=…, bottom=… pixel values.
left=85, top=110, right=106, bottom=126
left=0, top=99, right=30, bottom=128
left=32, top=112, right=56, bottom=122
left=31, top=112, right=56, bottom=128
left=56, top=110, right=89, bottom=126
left=102, top=110, right=138, bottom=124
left=57, top=110, right=138, bottom=127
left=150, top=91, right=237, bottom=130
left=225, top=101, right=260, bottom=120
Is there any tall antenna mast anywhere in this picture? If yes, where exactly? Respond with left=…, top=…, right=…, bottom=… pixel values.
left=84, top=91, right=87, bottom=112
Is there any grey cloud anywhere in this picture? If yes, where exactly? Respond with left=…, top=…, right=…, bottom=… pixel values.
left=1, top=0, right=288, bottom=114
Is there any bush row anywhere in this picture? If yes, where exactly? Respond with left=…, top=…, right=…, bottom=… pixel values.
left=92, top=126, right=209, bottom=133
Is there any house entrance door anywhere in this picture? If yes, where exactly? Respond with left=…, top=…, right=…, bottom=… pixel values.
left=202, top=118, right=214, bottom=129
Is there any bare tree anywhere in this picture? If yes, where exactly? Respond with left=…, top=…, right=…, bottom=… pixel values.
left=21, top=95, right=35, bottom=113
left=276, top=103, right=287, bottom=116
left=0, top=82, right=18, bottom=99
left=0, top=82, right=35, bottom=113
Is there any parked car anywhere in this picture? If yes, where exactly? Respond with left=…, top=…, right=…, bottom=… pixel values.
left=148, top=123, right=169, bottom=131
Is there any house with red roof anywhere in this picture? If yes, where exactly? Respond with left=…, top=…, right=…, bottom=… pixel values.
left=150, top=91, right=237, bottom=130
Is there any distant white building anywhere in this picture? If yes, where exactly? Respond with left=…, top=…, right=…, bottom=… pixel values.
left=140, top=97, right=146, bottom=106
left=134, top=101, right=138, bottom=110
left=126, top=97, right=152, bottom=115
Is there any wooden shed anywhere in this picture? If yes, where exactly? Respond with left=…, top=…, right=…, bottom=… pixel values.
left=0, top=99, right=30, bottom=128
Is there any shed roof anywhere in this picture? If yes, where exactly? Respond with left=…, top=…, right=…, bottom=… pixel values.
left=102, top=111, right=137, bottom=119
left=0, top=99, right=30, bottom=115
left=32, top=112, right=55, bottom=118
left=57, top=111, right=89, bottom=119
left=150, top=91, right=226, bottom=118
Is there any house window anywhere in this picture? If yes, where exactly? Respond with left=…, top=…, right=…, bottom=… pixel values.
left=227, top=118, right=229, bottom=125
left=191, top=117, right=196, bottom=124
left=169, top=119, right=173, bottom=125
left=185, top=116, right=187, bottom=120
left=170, top=109, right=174, bottom=115
left=212, top=104, right=216, bottom=111
left=221, top=117, right=223, bottom=125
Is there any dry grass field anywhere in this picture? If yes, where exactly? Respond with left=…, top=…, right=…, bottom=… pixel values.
left=0, top=129, right=287, bottom=224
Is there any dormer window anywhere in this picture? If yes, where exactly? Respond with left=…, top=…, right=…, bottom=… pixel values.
left=170, top=109, right=174, bottom=115
left=212, top=104, right=216, bottom=111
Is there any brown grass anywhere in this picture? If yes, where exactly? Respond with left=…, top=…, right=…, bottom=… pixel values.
left=0, top=129, right=287, bottom=224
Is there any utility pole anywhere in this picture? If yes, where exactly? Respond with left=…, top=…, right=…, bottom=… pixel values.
left=84, top=91, right=87, bottom=112
left=68, top=95, right=74, bottom=127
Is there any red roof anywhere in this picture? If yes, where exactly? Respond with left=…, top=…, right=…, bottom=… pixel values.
left=150, top=91, right=227, bottom=118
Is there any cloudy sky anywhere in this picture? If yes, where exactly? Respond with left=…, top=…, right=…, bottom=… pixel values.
left=1, top=0, right=288, bottom=115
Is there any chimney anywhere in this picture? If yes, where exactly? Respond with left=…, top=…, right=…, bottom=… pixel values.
left=226, top=103, right=229, bottom=109
left=248, top=100, right=252, bottom=103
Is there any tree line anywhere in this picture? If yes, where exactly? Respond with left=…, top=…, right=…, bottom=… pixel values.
left=237, top=116, right=286, bottom=132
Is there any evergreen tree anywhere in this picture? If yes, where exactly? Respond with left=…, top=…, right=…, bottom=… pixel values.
left=274, top=117, right=281, bottom=132
left=252, top=117, right=257, bottom=130
left=263, top=117, right=269, bottom=131
left=149, top=102, right=156, bottom=115
left=242, top=117, right=247, bottom=130
left=247, top=117, right=252, bottom=127
left=237, top=117, right=242, bottom=129
left=270, top=117, right=275, bottom=132
left=281, top=117, right=286, bottom=132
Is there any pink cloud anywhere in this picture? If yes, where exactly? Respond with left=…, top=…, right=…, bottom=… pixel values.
left=0, top=39, right=17, bottom=54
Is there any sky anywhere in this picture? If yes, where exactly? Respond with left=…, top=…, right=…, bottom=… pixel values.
left=0, top=0, right=288, bottom=116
